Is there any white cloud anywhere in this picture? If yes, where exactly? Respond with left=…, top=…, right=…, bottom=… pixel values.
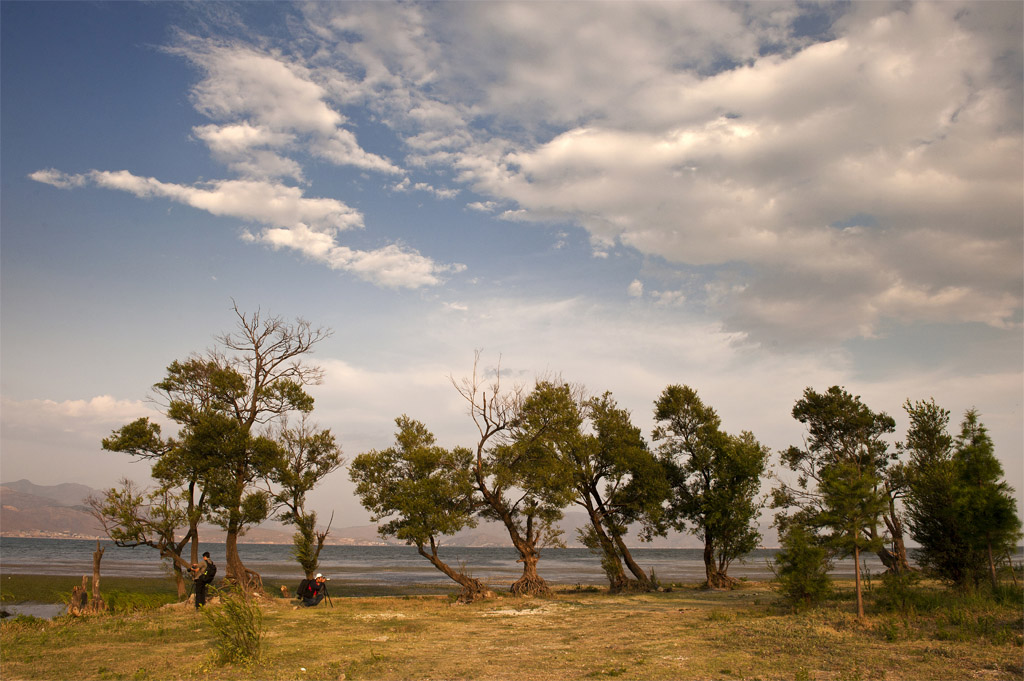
left=627, top=280, right=644, bottom=298
left=31, top=169, right=463, bottom=289
left=88, top=171, right=364, bottom=232
left=28, top=168, right=86, bottom=188
left=428, top=3, right=1022, bottom=342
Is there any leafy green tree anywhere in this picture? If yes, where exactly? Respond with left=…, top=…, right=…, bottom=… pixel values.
left=452, top=355, right=579, bottom=596
left=87, top=479, right=196, bottom=598
left=653, top=385, right=769, bottom=589
left=350, top=416, right=490, bottom=601
left=954, top=410, right=1022, bottom=589
left=105, top=305, right=330, bottom=590
left=771, top=519, right=832, bottom=611
left=774, top=386, right=895, bottom=617
left=570, top=392, right=669, bottom=592
left=903, top=404, right=1021, bottom=589
left=269, top=414, right=345, bottom=580
left=99, top=415, right=215, bottom=596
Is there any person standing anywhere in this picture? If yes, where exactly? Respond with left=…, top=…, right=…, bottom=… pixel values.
left=192, top=551, right=217, bottom=609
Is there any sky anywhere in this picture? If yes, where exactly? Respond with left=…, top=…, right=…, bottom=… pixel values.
left=2, top=1, right=1021, bottom=541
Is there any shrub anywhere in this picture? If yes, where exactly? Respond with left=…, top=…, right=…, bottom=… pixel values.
left=874, top=570, right=922, bottom=616
left=771, top=522, right=832, bottom=611
left=201, top=586, right=264, bottom=665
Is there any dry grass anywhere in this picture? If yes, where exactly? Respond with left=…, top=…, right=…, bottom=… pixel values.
left=1, top=581, right=1021, bottom=680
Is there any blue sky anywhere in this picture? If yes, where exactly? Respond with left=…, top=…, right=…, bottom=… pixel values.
left=2, top=1, right=1021, bottom=535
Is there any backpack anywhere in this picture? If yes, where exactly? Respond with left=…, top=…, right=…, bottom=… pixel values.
left=297, top=579, right=312, bottom=599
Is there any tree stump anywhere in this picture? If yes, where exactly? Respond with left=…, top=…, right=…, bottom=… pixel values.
left=68, top=576, right=89, bottom=616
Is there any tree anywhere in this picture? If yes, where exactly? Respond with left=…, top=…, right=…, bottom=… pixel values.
left=268, top=414, right=345, bottom=580
left=172, top=306, right=329, bottom=588
left=774, top=386, right=894, bottom=617
left=87, top=479, right=196, bottom=598
left=771, top=519, right=832, bottom=611
left=953, top=410, right=1022, bottom=589
left=452, top=355, right=579, bottom=596
left=350, top=416, right=491, bottom=601
left=99, top=416, right=213, bottom=597
left=572, top=392, right=669, bottom=592
left=903, top=405, right=1021, bottom=589
left=104, top=305, right=330, bottom=590
left=652, top=385, right=769, bottom=589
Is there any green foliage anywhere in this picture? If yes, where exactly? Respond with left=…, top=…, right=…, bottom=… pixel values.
left=874, top=570, right=923, bottom=616
left=653, top=385, right=769, bottom=583
left=270, top=413, right=344, bottom=577
left=774, top=386, right=895, bottom=614
left=772, top=521, right=832, bottom=610
left=351, top=416, right=478, bottom=547
left=904, top=406, right=1023, bottom=588
left=202, top=585, right=264, bottom=665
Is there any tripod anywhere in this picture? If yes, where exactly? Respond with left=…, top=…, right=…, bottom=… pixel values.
left=321, top=581, right=334, bottom=608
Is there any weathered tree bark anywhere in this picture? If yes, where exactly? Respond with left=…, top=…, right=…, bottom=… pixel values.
left=511, top=552, right=549, bottom=596
left=88, top=541, right=107, bottom=613
left=611, top=532, right=655, bottom=590
left=68, top=576, right=89, bottom=616
left=583, top=506, right=630, bottom=592
left=416, top=539, right=493, bottom=603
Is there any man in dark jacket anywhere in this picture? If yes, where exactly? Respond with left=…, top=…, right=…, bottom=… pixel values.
left=192, top=552, right=216, bottom=610
left=299, top=573, right=327, bottom=607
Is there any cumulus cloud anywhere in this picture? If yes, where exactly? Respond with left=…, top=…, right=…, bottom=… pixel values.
left=291, top=1, right=1021, bottom=343
left=170, top=36, right=400, bottom=176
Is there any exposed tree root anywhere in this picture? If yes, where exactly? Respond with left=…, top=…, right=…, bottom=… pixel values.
left=510, top=574, right=551, bottom=597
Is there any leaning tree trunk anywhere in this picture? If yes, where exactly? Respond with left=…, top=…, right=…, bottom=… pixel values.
left=584, top=506, right=630, bottom=592
left=417, top=541, right=493, bottom=603
left=612, top=533, right=655, bottom=591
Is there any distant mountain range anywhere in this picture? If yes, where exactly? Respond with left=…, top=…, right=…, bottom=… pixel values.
left=0, top=479, right=706, bottom=548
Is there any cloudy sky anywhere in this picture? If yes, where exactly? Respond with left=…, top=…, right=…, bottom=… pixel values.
left=2, top=1, right=1021, bottom=537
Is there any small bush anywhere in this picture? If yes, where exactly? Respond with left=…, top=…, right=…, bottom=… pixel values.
left=771, top=523, right=832, bottom=611
left=874, top=570, right=922, bottom=616
left=202, top=586, right=264, bottom=665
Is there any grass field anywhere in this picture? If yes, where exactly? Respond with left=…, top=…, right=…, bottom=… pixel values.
left=1, top=577, right=1021, bottom=681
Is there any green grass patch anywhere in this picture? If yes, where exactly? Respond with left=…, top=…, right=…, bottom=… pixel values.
left=1, top=578, right=1021, bottom=680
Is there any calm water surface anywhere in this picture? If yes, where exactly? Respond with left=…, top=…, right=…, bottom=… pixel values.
left=0, top=537, right=894, bottom=587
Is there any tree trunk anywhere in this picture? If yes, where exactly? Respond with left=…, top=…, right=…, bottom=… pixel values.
left=92, top=541, right=104, bottom=601
left=68, top=576, right=89, bottom=616
left=584, top=506, right=629, bottom=592
left=702, top=536, right=734, bottom=588
left=511, top=551, right=550, bottom=596
left=986, top=539, right=998, bottom=590
left=610, top=532, right=654, bottom=590
left=416, top=543, right=493, bottom=602
left=223, top=528, right=252, bottom=585
left=854, top=544, right=864, bottom=619
left=876, top=508, right=913, bottom=574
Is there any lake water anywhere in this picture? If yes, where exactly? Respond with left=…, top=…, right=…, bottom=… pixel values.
left=0, top=537, right=892, bottom=588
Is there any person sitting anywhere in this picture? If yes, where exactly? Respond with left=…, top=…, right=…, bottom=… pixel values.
left=298, top=573, right=327, bottom=607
